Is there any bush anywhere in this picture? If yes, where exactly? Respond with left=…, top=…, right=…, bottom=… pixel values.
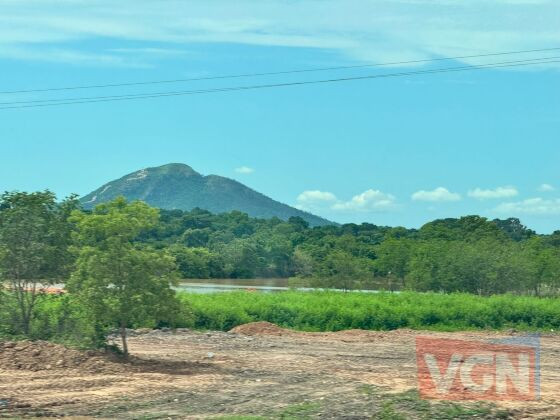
left=177, top=290, right=560, bottom=332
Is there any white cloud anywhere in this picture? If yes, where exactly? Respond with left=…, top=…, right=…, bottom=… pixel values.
left=295, top=190, right=338, bottom=211
left=332, top=189, right=397, bottom=212
left=235, top=166, right=254, bottom=174
left=0, top=0, right=559, bottom=68
left=297, top=190, right=337, bottom=204
left=494, top=197, right=560, bottom=215
left=411, top=187, right=461, bottom=202
left=0, top=45, right=138, bottom=67
left=538, top=183, right=555, bottom=192
left=467, top=186, right=518, bottom=200
left=296, top=188, right=397, bottom=212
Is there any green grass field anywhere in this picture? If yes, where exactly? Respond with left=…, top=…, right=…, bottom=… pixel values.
left=177, top=290, right=560, bottom=332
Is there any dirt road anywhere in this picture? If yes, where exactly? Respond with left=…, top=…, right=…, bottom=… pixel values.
left=1, top=324, right=559, bottom=419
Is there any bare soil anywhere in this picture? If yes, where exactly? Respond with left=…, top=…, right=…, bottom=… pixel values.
left=1, top=324, right=559, bottom=419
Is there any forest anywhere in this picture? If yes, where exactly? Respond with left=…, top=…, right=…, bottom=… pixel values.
left=144, top=204, right=560, bottom=295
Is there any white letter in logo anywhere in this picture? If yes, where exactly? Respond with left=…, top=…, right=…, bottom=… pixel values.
left=424, top=353, right=462, bottom=394
left=460, top=354, right=494, bottom=393
left=496, top=353, right=530, bottom=395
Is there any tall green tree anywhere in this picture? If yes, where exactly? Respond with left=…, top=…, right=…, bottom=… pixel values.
left=0, top=191, right=78, bottom=334
left=168, top=244, right=224, bottom=278
left=374, top=238, right=412, bottom=290
left=521, top=237, right=560, bottom=295
left=311, top=250, right=372, bottom=291
left=68, top=197, right=179, bottom=355
left=291, top=247, right=314, bottom=277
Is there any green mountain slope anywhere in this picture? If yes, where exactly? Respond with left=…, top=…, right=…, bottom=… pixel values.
left=80, top=163, right=333, bottom=226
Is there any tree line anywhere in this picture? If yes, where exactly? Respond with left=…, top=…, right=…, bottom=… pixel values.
left=143, top=205, right=560, bottom=295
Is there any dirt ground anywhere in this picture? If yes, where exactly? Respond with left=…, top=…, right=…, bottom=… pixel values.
left=1, top=323, right=559, bottom=419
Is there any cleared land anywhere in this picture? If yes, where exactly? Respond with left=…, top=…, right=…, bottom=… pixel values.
left=1, top=324, right=559, bottom=419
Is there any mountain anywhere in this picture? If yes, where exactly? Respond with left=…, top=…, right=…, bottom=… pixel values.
left=80, top=163, right=333, bottom=226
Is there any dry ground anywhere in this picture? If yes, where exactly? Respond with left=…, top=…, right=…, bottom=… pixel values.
left=1, top=323, right=559, bottom=419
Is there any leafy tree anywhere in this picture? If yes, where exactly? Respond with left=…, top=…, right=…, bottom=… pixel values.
left=374, top=238, right=412, bottom=290
left=288, top=216, right=309, bottom=231
left=493, top=218, right=536, bottom=242
left=547, top=231, right=560, bottom=248
left=68, top=197, right=180, bottom=355
left=311, top=250, right=372, bottom=291
left=261, top=235, right=293, bottom=277
left=419, top=216, right=506, bottom=242
left=291, top=247, right=314, bottom=277
left=406, top=239, right=528, bottom=295
left=405, top=241, right=446, bottom=292
left=181, top=228, right=210, bottom=247
left=214, top=238, right=266, bottom=278
left=520, top=237, right=560, bottom=295
left=0, top=191, right=78, bottom=335
left=169, top=245, right=224, bottom=278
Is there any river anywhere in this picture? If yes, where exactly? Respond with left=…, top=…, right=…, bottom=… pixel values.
left=175, top=278, right=390, bottom=294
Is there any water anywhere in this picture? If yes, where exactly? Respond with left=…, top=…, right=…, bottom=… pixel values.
left=175, top=278, right=290, bottom=294
left=175, top=278, right=391, bottom=294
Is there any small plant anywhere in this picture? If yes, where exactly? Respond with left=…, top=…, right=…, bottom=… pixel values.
left=279, top=402, right=320, bottom=419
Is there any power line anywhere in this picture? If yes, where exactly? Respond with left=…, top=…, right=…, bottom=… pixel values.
left=1, top=57, right=558, bottom=110
left=2, top=55, right=557, bottom=107
left=1, top=46, right=559, bottom=95
left=2, top=57, right=557, bottom=109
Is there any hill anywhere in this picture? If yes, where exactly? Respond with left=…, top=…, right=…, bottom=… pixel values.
left=80, top=163, right=332, bottom=226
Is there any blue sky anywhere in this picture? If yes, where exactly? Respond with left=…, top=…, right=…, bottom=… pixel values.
left=1, top=0, right=559, bottom=233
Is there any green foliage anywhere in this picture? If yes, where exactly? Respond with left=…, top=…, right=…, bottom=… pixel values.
left=374, top=238, right=412, bottom=290
left=309, top=249, right=373, bottom=291
left=68, top=197, right=181, bottom=354
left=0, top=191, right=78, bottom=334
left=418, top=215, right=506, bottom=242
left=29, top=294, right=104, bottom=348
left=137, top=209, right=560, bottom=296
left=492, top=217, right=536, bottom=242
left=279, top=402, right=320, bottom=419
left=375, top=389, right=507, bottom=420
left=403, top=237, right=560, bottom=295
left=520, top=236, right=560, bottom=295
left=177, top=291, right=560, bottom=332
left=1, top=188, right=559, bottom=352
left=168, top=245, right=223, bottom=278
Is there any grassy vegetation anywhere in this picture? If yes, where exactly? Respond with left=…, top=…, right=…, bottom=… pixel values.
left=80, top=384, right=511, bottom=420
left=177, top=290, right=560, bottom=332
left=373, top=389, right=510, bottom=420
left=7, top=289, right=558, bottom=346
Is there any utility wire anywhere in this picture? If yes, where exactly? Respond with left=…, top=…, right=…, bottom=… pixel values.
left=1, top=46, right=559, bottom=95
left=1, top=57, right=558, bottom=110
left=2, top=55, right=557, bottom=106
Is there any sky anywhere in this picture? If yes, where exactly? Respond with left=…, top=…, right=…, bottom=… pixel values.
left=0, top=0, right=559, bottom=233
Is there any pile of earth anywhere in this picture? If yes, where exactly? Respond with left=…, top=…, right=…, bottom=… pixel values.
left=229, top=321, right=295, bottom=336
left=0, top=340, right=129, bottom=373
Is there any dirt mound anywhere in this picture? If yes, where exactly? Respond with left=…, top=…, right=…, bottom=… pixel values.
left=230, top=321, right=294, bottom=336
left=0, top=340, right=129, bottom=373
